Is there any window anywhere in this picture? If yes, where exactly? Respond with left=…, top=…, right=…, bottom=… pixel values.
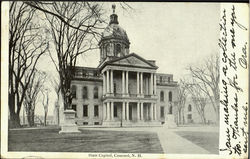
left=188, top=114, right=192, bottom=120
left=160, top=76, right=163, bottom=83
left=82, top=86, right=88, bottom=99
left=83, top=105, right=88, bottom=117
left=188, top=104, right=192, bottom=112
left=115, top=44, right=121, bottom=57
left=93, top=86, right=98, bottom=99
left=160, top=106, right=165, bottom=118
left=94, top=105, right=99, bottom=117
left=169, top=91, right=172, bottom=102
left=72, top=104, right=77, bottom=117
left=94, top=122, right=99, bottom=125
left=83, top=122, right=88, bottom=125
left=168, top=77, right=171, bottom=82
left=82, top=70, right=87, bottom=76
left=114, top=105, right=118, bottom=117
left=105, top=44, right=110, bottom=56
left=169, top=106, right=172, bottom=114
left=114, top=83, right=116, bottom=94
left=71, top=85, right=77, bottom=99
left=160, top=91, right=164, bottom=101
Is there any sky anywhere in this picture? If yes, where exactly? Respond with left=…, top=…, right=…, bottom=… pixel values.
left=33, top=2, right=220, bottom=116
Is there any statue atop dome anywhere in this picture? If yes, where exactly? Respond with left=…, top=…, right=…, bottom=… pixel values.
left=112, top=4, right=116, bottom=14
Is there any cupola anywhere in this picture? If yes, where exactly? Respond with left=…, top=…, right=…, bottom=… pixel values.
left=99, top=4, right=130, bottom=63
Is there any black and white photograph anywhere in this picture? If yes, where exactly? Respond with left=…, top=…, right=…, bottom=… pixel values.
left=1, top=1, right=249, bottom=159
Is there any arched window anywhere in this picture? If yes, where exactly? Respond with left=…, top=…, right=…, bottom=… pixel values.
left=169, top=91, right=172, bottom=102
left=160, top=91, right=164, bottom=101
left=82, top=86, right=88, bottom=99
left=105, top=44, right=110, bottom=56
left=71, top=85, right=77, bottom=99
left=115, top=44, right=121, bottom=57
left=188, top=104, right=192, bottom=112
left=93, top=86, right=98, bottom=99
left=169, top=106, right=172, bottom=114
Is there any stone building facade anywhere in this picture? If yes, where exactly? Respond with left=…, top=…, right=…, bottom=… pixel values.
left=70, top=6, right=178, bottom=127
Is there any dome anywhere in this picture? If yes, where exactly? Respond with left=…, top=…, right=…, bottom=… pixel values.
left=101, top=23, right=129, bottom=42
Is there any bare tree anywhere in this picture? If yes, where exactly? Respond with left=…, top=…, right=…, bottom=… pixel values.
left=23, top=69, right=47, bottom=127
left=23, top=2, right=133, bottom=112
left=9, top=2, right=48, bottom=127
left=42, top=2, right=106, bottom=110
left=176, top=79, right=189, bottom=125
left=187, top=83, right=208, bottom=124
left=188, top=54, right=220, bottom=124
left=42, top=89, right=49, bottom=126
left=49, top=74, right=61, bottom=125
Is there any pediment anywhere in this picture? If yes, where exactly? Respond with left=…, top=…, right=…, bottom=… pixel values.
left=109, top=53, right=157, bottom=69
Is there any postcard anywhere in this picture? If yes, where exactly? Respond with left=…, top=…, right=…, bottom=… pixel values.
left=1, top=1, right=249, bottom=159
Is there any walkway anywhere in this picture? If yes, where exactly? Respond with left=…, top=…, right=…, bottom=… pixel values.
left=79, top=126, right=212, bottom=154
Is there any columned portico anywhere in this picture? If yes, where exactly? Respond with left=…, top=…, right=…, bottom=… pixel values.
left=140, top=102, right=144, bottom=120
left=111, top=102, right=114, bottom=120
left=106, top=70, right=110, bottom=95
left=137, top=72, right=140, bottom=96
left=137, top=102, right=140, bottom=120
left=65, top=5, right=178, bottom=129
left=140, top=73, right=143, bottom=96
left=126, top=71, right=129, bottom=95
left=154, top=73, right=157, bottom=95
left=111, top=70, right=114, bottom=94
left=126, top=102, right=129, bottom=120
left=107, top=102, right=110, bottom=121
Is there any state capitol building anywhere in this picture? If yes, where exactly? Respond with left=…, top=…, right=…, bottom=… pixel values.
left=70, top=6, right=178, bottom=127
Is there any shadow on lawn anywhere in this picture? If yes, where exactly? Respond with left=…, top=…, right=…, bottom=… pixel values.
left=8, top=128, right=163, bottom=153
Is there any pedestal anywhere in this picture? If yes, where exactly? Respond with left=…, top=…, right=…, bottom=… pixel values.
left=164, top=115, right=177, bottom=128
left=59, top=109, right=81, bottom=134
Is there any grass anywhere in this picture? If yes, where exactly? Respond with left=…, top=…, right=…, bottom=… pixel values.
left=8, top=128, right=163, bottom=153
left=175, top=131, right=219, bottom=154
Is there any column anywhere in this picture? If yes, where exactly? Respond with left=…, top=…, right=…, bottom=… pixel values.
left=103, top=103, right=106, bottom=120
left=111, top=70, right=113, bottom=94
left=122, top=102, right=125, bottom=120
left=137, top=102, right=140, bottom=120
left=154, top=103, right=157, bottom=120
left=154, top=74, right=157, bottom=95
left=103, top=72, right=106, bottom=95
left=111, top=102, right=114, bottom=120
left=126, top=71, right=129, bottom=94
left=126, top=102, right=129, bottom=120
left=137, top=72, right=140, bottom=95
left=150, top=73, right=153, bottom=95
left=140, top=73, right=143, bottom=95
left=140, top=102, right=144, bottom=120
left=106, top=70, right=110, bottom=93
left=107, top=102, right=110, bottom=121
left=122, top=71, right=125, bottom=94
left=150, top=103, right=154, bottom=120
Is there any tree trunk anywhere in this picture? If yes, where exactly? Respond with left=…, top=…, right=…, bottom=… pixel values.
left=182, top=108, right=185, bottom=124
left=9, top=112, right=21, bottom=128
left=9, top=94, right=21, bottom=128
left=44, top=112, right=47, bottom=126
left=178, top=109, right=182, bottom=125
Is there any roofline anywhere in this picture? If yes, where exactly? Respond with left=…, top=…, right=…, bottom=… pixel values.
left=98, top=53, right=158, bottom=71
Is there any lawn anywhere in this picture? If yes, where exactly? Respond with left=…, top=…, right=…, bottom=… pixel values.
left=8, top=128, right=163, bottom=153
left=175, top=131, right=219, bottom=154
